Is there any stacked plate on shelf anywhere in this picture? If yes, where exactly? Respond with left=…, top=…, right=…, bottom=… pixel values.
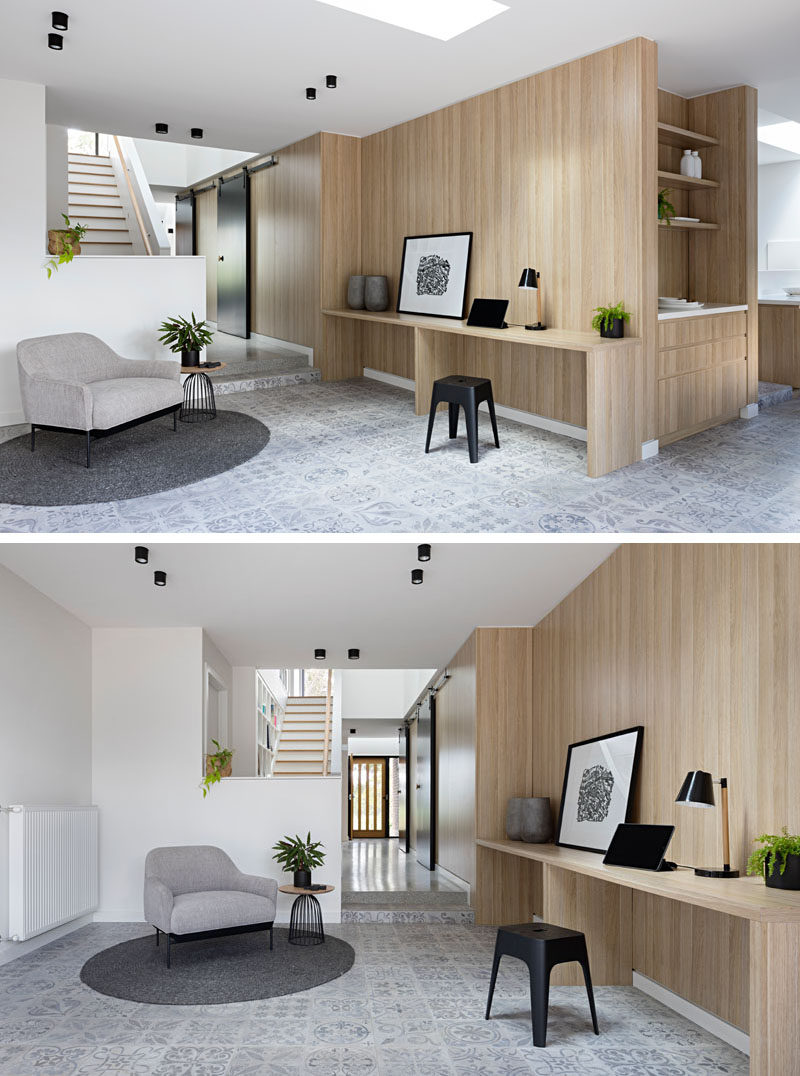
left=658, top=297, right=705, bottom=311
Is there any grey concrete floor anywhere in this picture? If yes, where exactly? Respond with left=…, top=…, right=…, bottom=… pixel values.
left=342, top=840, right=462, bottom=894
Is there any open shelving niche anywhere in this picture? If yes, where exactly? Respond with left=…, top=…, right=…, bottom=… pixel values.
left=256, top=671, right=285, bottom=777
left=657, top=127, right=720, bottom=230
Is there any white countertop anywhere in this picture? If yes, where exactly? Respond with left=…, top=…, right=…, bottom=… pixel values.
left=657, top=303, right=748, bottom=322
left=759, top=294, right=800, bottom=306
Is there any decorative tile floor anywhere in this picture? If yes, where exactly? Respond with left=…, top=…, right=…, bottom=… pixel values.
left=3, top=376, right=800, bottom=533
left=0, top=923, right=748, bottom=1075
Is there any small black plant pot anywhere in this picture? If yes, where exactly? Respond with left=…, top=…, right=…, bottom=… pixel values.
left=293, top=869, right=311, bottom=889
left=765, top=854, right=800, bottom=890
left=182, top=349, right=200, bottom=367
left=600, top=318, right=625, bottom=339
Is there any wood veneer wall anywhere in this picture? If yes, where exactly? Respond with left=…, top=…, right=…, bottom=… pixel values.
left=194, top=188, right=217, bottom=322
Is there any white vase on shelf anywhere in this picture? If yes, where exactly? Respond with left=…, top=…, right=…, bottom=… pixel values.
left=692, top=151, right=702, bottom=178
left=680, top=149, right=693, bottom=177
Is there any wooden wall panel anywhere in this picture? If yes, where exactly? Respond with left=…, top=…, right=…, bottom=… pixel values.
left=758, top=303, right=800, bottom=386
left=194, top=188, right=217, bottom=322
left=435, top=632, right=477, bottom=890
left=475, top=845, right=541, bottom=926
left=249, top=134, right=321, bottom=351
left=633, top=892, right=749, bottom=1029
left=320, top=133, right=362, bottom=314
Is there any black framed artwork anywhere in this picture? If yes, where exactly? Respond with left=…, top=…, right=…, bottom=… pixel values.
left=397, top=232, right=473, bottom=319
left=555, top=726, right=644, bottom=854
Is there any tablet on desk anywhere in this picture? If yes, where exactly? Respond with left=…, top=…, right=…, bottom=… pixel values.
left=602, top=823, right=675, bottom=871
left=466, top=298, right=509, bottom=328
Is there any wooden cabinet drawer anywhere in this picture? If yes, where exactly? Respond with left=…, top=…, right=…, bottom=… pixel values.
left=658, top=361, right=747, bottom=438
left=658, top=336, right=746, bottom=379
left=658, top=312, right=747, bottom=349
left=758, top=303, right=800, bottom=387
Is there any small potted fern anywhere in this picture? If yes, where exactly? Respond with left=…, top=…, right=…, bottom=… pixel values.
left=272, top=832, right=326, bottom=889
left=658, top=188, right=676, bottom=226
left=45, top=214, right=87, bottom=279
left=591, top=302, right=632, bottom=339
left=158, top=313, right=214, bottom=367
left=746, top=828, right=800, bottom=890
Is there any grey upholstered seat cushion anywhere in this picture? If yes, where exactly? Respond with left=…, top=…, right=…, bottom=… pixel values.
left=90, top=378, right=184, bottom=429
left=170, top=890, right=276, bottom=935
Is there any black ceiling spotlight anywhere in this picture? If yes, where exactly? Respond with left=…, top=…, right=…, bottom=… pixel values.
left=51, top=12, right=69, bottom=30
left=190, top=128, right=203, bottom=139
left=348, top=648, right=360, bottom=660
left=134, top=546, right=149, bottom=565
left=48, top=33, right=63, bottom=49
left=411, top=569, right=424, bottom=585
left=314, top=648, right=326, bottom=660
left=153, top=570, right=167, bottom=587
left=326, top=75, right=338, bottom=89
left=155, top=122, right=168, bottom=135
left=417, top=543, right=431, bottom=562
left=349, top=728, right=356, bottom=734
left=306, top=87, right=317, bottom=101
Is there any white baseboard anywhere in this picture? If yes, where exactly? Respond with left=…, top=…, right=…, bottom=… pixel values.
left=0, top=410, right=25, bottom=429
left=434, top=863, right=471, bottom=893
left=362, top=368, right=588, bottom=442
left=739, top=403, right=758, bottom=419
left=632, top=971, right=749, bottom=1056
left=641, top=438, right=659, bottom=460
left=0, top=914, right=94, bottom=966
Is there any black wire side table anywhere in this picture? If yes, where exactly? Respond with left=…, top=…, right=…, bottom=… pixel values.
left=279, top=884, right=334, bottom=946
left=180, top=363, right=225, bottom=423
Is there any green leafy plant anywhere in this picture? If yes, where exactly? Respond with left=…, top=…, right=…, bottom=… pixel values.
left=591, top=301, right=632, bottom=334
left=746, top=827, right=800, bottom=879
left=45, top=214, right=87, bottom=279
left=272, top=832, right=326, bottom=874
left=200, top=739, right=234, bottom=798
left=158, top=312, right=214, bottom=354
left=658, top=187, right=676, bottom=226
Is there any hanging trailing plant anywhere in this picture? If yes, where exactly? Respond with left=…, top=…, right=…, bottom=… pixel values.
left=200, top=739, right=234, bottom=798
left=45, top=214, right=87, bottom=278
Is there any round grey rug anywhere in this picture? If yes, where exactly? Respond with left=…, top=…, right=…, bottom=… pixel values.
left=0, top=410, right=270, bottom=505
left=80, top=929, right=355, bottom=1004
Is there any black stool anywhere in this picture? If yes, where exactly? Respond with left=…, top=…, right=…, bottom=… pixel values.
left=485, top=922, right=599, bottom=1048
left=424, top=375, right=499, bottom=463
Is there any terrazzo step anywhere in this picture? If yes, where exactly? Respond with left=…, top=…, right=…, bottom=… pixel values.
left=758, top=380, right=794, bottom=409
left=211, top=367, right=321, bottom=395
left=341, top=888, right=469, bottom=908
left=341, top=905, right=476, bottom=924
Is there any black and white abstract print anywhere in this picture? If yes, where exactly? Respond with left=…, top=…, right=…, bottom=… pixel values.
left=416, top=253, right=451, bottom=296
left=576, top=764, right=614, bottom=822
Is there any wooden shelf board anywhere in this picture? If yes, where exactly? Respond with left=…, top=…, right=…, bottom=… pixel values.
left=657, top=122, right=719, bottom=149
left=658, top=170, right=720, bottom=192
left=659, top=220, right=721, bottom=231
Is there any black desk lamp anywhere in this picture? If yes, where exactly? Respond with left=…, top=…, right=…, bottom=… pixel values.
left=675, top=770, right=739, bottom=878
left=519, top=268, right=546, bottom=330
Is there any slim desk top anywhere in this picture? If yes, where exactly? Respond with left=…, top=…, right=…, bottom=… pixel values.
left=322, top=309, right=639, bottom=355
left=476, top=838, right=800, bottom=923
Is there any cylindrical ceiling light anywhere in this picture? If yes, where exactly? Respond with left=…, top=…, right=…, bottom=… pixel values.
left=314, top=648, right=326, bottom=660
left=154, top=570, right=167, bottom=587
left=417, top=543, right=431, bottom=562
left=51, top=12, right=69, bottom=30
left=134, top=546, right=149, bottom=564
left=411, top=569, right=424, bottom=585
left=326, top=74, right=338, bottom=89
left=48, top=33, right=63, bottom=49
left=190, top=127, right=203, bottom=139
left=306, top=87, right=317, bottom=100
left=348, top=648, right=360, bottom=660
left=155, top=122, right=168, bottom=135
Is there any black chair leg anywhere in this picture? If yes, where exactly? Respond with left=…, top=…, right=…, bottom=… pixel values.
left=485, top=946, right=502, bottom=1019
left=424, top=393, right=439, bottom=454
left=269, top=926, right=274, bottom=951
left=465, top=399, right=479, bottom=463
left=487, top=392, right=500, bottom=448
left=30, top=426, right=35, bottom=453
left=580, top=957, right=599, bottom=1035
left=166, top=932, right=171, bottom=968
left=85, top=431, right=91, bottom=469
left=531, top=961, right=550, bottom=1048
left=173, top=408, right=177, bottom=432
left=155, top=927, right=160, bottom=947
left=448, top=401, right=459, bottom=439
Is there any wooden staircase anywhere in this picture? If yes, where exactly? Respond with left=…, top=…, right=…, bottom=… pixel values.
left=68, top=153, right=135, bottom=254
left=272, top=696, right=332, bottom=776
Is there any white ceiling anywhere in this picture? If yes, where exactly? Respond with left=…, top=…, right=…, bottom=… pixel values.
left=1, top=1, right=799, bottom=153
left=0, top=541, right=616, bottom=668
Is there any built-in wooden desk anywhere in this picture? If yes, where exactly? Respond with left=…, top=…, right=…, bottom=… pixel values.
left=321, top=309, right=644, bottom=477
left=477, top=838, right=800, bottom=1074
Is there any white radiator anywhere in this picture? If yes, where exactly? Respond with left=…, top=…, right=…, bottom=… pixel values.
left=7, top=805, right=98, bottom=941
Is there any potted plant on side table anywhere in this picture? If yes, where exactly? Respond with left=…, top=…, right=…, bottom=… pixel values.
left=591, top=301, right=632, bottom=339
left=158, top=312, right=215, bottom=367
left=200, top=739, right=234, bottom=798
left=747, top=828, right=800, bottom=890
left=272, top=831, right=326, bottom=889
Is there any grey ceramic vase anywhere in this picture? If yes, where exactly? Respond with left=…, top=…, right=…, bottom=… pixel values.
left=365, top=275, right=389, bottom=311
left=347, top=275, right=366, bottom=309
left=506, top=797, right=554, bottom=843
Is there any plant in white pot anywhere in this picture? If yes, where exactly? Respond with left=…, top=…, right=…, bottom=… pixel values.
left=158, top=313, right=214, bottom=367
left=272, top=832, right=326, bottom=889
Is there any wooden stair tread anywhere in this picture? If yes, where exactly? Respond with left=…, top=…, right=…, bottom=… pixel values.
left=80, top=241, right=133, bottom=245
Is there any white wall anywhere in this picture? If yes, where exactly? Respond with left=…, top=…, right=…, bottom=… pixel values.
left=132, top=137, right=256, bottom=190
left=46, top=124, right=68, bottom=230
left=0, top=78, right=206, bottom=427
left=758, top=160, right=800, bottom=294
left=92, top=629, right=341, bottom=923
left=347, top=736, right=401, bottom=756
left=0, top=564, right=92, bottom=961
left=340, top=669, right=435, bottom=722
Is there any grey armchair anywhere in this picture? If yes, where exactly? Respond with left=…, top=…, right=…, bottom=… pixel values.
left=17, top=332, right=184, bottom=467
left=144, top=845, right=278, bottom=967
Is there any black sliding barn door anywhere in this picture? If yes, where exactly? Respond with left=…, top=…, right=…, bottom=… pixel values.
left=415, top=695, right=436, bottom=871
left=217, top=171, right=250, bottom=338
left=175, top=192, right=194, bottom=256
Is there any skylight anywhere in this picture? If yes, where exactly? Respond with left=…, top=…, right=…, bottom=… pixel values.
left=315, top=0, right=509, bottom=41
left=758, top=121, right=800, bottom=156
